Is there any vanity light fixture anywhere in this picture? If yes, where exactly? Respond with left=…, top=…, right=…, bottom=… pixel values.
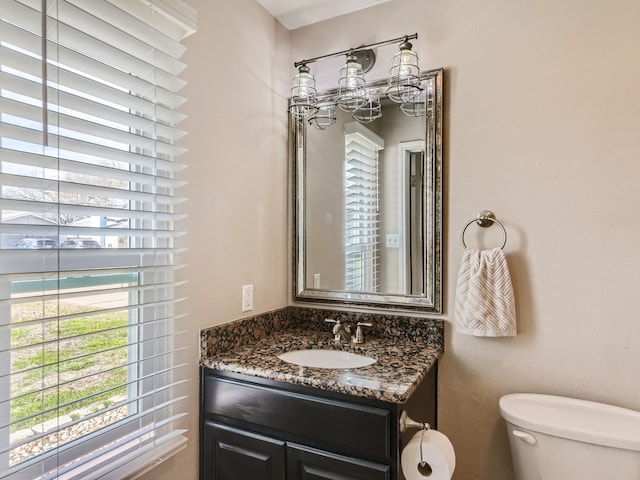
left=289, top=63, right=319, bottom=119
left=290, top=33, right=423, bottom=129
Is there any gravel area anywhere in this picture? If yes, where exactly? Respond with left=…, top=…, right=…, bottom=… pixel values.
left=10, top=401, right=127, bottom=466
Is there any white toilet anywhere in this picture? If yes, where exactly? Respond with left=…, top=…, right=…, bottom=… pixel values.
left=499, top=393, right=640, bottom=479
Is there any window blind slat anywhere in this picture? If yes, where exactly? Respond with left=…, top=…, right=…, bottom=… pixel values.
left=56, top=0, right=187, bottom=76
left=53, top=26, right=186, bottom=94
left=3, top=264, right=183, bottom=282
left=0, top=0, right=189, bottom=95
left=346, top=228, right=379, bottom=236
left=46, top=112, right=187, bottom=156
left=0, top=249, right=186, bottom=276
left=50, top=43, right=185, bottom=103
left=3, top=350, right=188, bottom=418
left=50, top=67, right=188, bottom=124
left=0, top=131, right=185, bottom=175
left=1, top=151, right=186, bottom=189
left=1, top=70, right=187, bottom=143
left=5, top=10, right=182, bottom=100
left=1, top=55, right=186, bottom=126
left=52, top=136, right=186, bottom=172
left=0, top=172, right=186, bottom=207
left=2, top=408, right=188, bottom=480
left=4, top=340, right=188, bottom=400
left=0, top=1, right=41, bottom=37
left=1, top=198, right=186, bottom=224
left=0, top=43, right=42, bottom=83
left=66, top=0, right=187, bottom=59
left=2, top=389, right=189, bottom=461
left=54, top=90, right=188, bottom=143
left=1, top=290, right=188, bottom=319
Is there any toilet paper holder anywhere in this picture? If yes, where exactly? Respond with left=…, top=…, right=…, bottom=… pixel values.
left=399, top=410, right=431, bottom=433
left=400, top=411, right=433, bottom=475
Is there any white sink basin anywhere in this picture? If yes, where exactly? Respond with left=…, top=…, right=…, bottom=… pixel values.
left=277, top=349, right=376, bottom=369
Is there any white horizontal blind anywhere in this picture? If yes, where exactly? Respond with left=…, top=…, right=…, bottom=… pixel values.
left=0, top=0, right=195, bottom=478
left=344, top=124, right=383, bottom=292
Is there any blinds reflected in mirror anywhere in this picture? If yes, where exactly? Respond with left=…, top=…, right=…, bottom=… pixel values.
left=344, top=123, right=384, bottom=292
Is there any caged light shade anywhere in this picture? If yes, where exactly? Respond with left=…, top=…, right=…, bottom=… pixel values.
left=400, top=84, right=427, bottom=117
left=353, top=90, right=382, bottom=124
left=289, top=64, right=319, bottom=119
left=386, top=38, right=421, bottom=104
left=308, top=101, right=337, bottom=130
left=336, top=53, right=367, bottom=113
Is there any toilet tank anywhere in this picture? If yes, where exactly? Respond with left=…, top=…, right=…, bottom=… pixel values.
left=499, top=393, right=640, bottom=480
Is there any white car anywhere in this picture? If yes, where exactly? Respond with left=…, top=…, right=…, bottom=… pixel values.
left=13, top=238, right=58, bottom=249
left=60, top=239, right=102, bottom=249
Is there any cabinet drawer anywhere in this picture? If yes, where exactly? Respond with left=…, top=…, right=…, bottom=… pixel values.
left=203, top=375, right=391, bottom=459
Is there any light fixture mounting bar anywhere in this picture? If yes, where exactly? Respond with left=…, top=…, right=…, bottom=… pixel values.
left=294, top=33, right=418, bottom=68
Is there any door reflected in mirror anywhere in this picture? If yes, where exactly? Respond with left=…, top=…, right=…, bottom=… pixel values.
left=292, top=69, right=443, bottom=312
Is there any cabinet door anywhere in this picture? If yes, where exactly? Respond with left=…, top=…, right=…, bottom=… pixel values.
left=287, top=444, right=390, bottom=480
left=203, top=421, right=285, bottom=480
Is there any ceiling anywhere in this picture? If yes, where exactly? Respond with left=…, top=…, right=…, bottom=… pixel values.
left=256, top=0, right=393, bottom=30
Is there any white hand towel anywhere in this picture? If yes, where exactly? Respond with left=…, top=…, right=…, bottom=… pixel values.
left=454, top=247, right=516, bottom=337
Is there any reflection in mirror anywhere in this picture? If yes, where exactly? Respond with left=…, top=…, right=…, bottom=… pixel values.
left=292, top=69, right=443, bottom=312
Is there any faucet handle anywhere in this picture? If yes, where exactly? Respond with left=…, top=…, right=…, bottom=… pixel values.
left=325, top=318, right=340, bottom=340
left=352, top=322, right=372, bottom=344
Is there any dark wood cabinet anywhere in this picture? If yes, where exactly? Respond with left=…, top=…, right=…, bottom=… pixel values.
left=200, top=367, right=436, bottom=480
left=203, top=422, right=285, bottom=480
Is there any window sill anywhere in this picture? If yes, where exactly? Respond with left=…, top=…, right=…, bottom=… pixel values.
left=56, top=433, right=188, bottom=480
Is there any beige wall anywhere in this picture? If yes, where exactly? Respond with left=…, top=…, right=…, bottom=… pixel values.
left=305, top=110, right=346, bottom=289
left=293, top=0, right=640, bottom=479
left=137, top=1, right=290, bottom=478
left=143, top=0, right=640, bottom=479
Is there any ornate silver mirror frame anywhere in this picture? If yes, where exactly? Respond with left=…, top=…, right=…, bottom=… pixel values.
left=291, top=68, right=443, bottom=313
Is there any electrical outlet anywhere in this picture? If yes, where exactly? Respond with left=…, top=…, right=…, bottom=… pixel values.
left=313, top=273, right=321, bottom=289
left=242, top=284, right=253, bottom=312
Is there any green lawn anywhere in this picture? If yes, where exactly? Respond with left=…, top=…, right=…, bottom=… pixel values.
left=10, top=302, right=129, bottom=433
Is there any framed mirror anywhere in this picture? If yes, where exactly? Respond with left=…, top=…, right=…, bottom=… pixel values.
left=291, top=68, right=443, bottom=312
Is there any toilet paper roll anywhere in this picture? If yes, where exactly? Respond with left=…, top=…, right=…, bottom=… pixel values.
left=401, top=428, right=456, bottom=480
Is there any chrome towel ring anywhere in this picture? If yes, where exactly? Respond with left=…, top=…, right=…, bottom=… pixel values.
left=461, top=210, right=507, bottom=249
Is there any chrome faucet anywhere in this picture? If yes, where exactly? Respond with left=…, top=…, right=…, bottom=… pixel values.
left=325, top=318, right=351, bottom=342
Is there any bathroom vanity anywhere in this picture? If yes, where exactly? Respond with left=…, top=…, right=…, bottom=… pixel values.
left=200, top=56, right=446, bottom=480
left=199, top=307, right=443, bottom=480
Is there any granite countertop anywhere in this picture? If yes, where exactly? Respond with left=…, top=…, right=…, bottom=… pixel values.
left=199, top=307, right=444, bottom=404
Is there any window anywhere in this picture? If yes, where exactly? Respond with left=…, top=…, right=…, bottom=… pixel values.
left=0, top=1, right=196, bottom=478
left=344, top=123, right=384, bottom=292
